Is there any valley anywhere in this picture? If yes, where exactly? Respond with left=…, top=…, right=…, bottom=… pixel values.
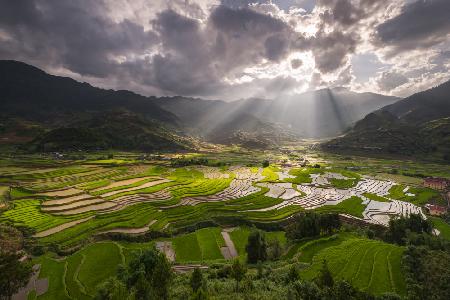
left=1, top=147, right=449, bottom=299
left=1, top=1, right=450, bottom=299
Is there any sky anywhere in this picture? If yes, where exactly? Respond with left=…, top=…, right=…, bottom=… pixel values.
left=0, top=0, right=449, bottom=101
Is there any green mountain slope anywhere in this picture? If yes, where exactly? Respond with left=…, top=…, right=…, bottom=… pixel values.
left=0, top=60, right=194, bottom=151
left=29, top=110, right=192, bottom=152
left=323, top=80, right=450, bottom=161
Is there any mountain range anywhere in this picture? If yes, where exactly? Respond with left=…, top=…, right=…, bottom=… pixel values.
left=323, top=80, right=450, bottom=161
left=1, top=60, right=448, bottom=156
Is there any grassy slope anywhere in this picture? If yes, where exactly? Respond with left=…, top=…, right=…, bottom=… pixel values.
left=36, top=242, right=124, bottom=300
left=172, top=227, right=228, bottom=262
left=430, top=217, right=450, bottom=240
left=301, top=238, right=406, bottom=296
left=314, top=196, right=366, bottom=218
left=388, top=185, right=442, bottom=206
left=228, top=227, right=286, bottom=258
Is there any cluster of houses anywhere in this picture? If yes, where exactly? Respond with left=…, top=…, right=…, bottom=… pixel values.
left=423, top=177, right=449, bottom=190
left=423, top=177, right=449, bottom=216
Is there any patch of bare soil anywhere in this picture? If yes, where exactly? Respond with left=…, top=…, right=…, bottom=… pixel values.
left=221, top=229, right=238, bottom=259
left=40, top=188, right=83, bottom=197
left=42, top=194, right=92, bottom=206
left=12, top=264, right=48, bottom=300
left=100, top=179, right=170, bottom=197
left=172, top=264, right=208, bottom=273
left=99, top=220, right=157, bottom=234
left=156, top=241, right=175, bottom=262
left=42, top=198, right=106, bottom=212
left=52, top=202, right=116, bottom=215
left=92, top=177, right=155, bottom=192
left=33, top=216, right=94, bottom=238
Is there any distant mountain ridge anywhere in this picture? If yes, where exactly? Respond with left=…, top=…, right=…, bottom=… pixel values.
left=0, top=60, right=178, bottom=124
left=0, top=60, right=404, bottom=151
left=0, top=60, right=190, bottom=151
left=323, top=80, right=450, bottom=161
left=154, top=88, right=400, bottom=140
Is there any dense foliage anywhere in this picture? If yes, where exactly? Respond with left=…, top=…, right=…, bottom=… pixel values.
left=403, top=246, right=450, bottom=300
left=96, top=248, right=172, bottom=300
left=245, top=228, right=268, bottom=264
left=385, top=213, right=432, bottom=245
left=286, top=212, right=341, bottom=240
left=0, top=251, right=33, bottom=300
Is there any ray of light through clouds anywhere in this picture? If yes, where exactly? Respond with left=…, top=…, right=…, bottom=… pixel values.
left=0, top=0, right=449, bottom=100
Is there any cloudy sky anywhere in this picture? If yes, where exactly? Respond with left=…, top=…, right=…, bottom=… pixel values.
left=1, top=0, right=449, bottom=101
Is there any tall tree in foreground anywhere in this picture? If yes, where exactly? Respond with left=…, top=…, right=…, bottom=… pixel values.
left=0, top=251, right=33, bottom=300
left=245, top=229, right=267, bottom=264
left=317, top=260, right=334, bottom=288
left=230, top=259, right=247, bottom=292
left=190, top=268, right=204, bottom=293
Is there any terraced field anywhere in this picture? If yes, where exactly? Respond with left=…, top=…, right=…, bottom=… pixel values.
left=301, top=237, right=407, bottom=296
left=0, top=160, right=433, bottom=249
left=171, top=227, right=226, bottom=262
left=33, top=242, right=129, bottom=300
left=1, top=153, right=446, bottom=300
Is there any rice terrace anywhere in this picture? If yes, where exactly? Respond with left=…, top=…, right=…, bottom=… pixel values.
left=1, top=1, right=450, bottom=299
left=1, top=147, right=449, bottom=299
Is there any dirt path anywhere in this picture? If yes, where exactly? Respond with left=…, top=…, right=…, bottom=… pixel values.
left=221, top=228, right=238, bottom=259
left=12, top=264, right=48, bottom=300
left=33, top=216, right=94, bottom=238
left=156, top=241, right=175, bottom=262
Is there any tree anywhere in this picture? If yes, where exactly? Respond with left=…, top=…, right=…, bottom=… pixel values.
left=262, top=160, right=270, bottom=168
left=291, top=280, right=321, bottom=300
left=318, top=214, right=341, bottom=235
left=95, top=277, right=131, bottom=300
left=256, top=261, right=264, bottom=279
left=286, top=212, right=320, bottom=240
left=268, top=239, right=283, bottom=261
left=330, top=280, right=357, bottom=300
left=386, top=214, right=433, bottom=245
left=317, top=260, right=334, bottom=288
left=230, top=259, right=246, bottom=292
left=286, top=265, right=299, bottom=283
left=120, top=248, right=172, bottom=300
left=245, top=229, right=267, bottom=264
left=190, top=288, right=208, bottom=300
left=0, top=251, right=33, bottom=300
left=190, top=268, right=204, bottom=293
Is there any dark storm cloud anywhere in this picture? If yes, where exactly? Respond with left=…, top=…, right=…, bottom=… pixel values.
left=310, top=0, right=386, bottom=74
left=0, top=0, right=157, bottom=77
left=1, top=0, right=446, bottom=99
left=148, top=9, right=220, bottom=95
left=310, top=29, right=358, bottom=73
left=209, top=5, right=307, bottom=76
left=377, top=71, right=409, bottom=91
left=142, top=5, right=306, bottom=95
left=376, top=0, right=450, bottom=52
left=318, top=0, right=384, bottom=28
